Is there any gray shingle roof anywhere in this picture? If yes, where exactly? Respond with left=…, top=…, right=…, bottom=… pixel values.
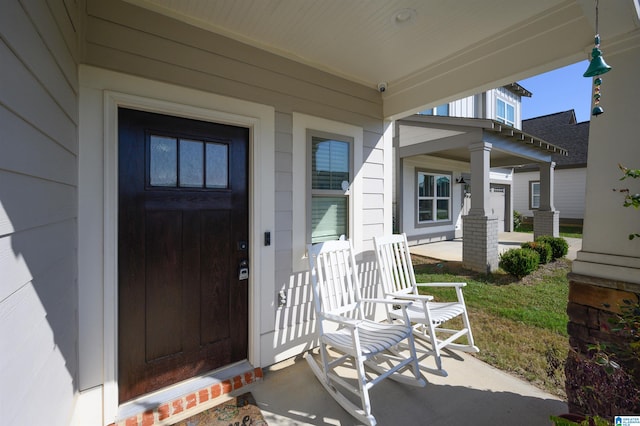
left=521, top=110, right=588, bottom=168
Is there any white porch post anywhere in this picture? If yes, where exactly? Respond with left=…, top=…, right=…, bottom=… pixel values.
left=463, top=142, right=499, bottom=273
left=468, top=142, right=491, bottom=216
left=533, top=161, right=559, bottom=238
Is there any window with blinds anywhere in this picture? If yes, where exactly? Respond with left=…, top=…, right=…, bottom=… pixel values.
left=309, top=134, right=352, bottom=243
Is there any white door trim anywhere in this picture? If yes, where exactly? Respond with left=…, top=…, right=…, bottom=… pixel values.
left=78, top=65, right=275, bottom=425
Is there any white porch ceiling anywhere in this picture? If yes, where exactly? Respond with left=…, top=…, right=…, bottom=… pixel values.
left=125, top=0, right=640, bottom=118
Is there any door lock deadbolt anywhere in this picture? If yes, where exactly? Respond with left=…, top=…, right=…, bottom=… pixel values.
left=238, top=259, right=249, bottom=280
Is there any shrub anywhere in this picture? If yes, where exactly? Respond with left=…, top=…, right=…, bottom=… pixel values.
left=535, top=236, right=569, bottom=260
left=513, top=210, right=523, bottom=230
left=521, top=241, right=552, bottom=264
left=499, top=248, right=540, bottom=279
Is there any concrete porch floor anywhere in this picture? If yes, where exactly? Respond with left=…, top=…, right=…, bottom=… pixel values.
left=245, top=344, right=567, bottom=425
left=409, top=231, right=582, bottom=262
left=238, top=231, right=580, bottom=425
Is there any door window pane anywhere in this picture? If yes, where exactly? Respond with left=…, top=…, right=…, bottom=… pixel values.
left=150, top=136, right=177, bottom=187
left=206, top=143, right=228, bottom=188
left=311, top=196, right=348, bottom=243
left=179, top=140, right=204, bottom=188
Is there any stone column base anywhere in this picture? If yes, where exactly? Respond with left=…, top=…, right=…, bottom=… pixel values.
left=533, top=209, right=559, bottom=239
left=462, top=215, right=499, bottom=273
left=565, top=273, right=640, bottom=416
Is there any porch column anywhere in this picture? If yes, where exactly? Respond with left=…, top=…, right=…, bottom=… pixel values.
left=463, top=142, right=499, bottom=273
left=533, top=161, right=559, bottom=238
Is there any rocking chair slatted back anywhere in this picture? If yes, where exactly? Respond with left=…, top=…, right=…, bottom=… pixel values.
left=309, top=240, right=363, bottom=319
left=375, top=235, right=416, bottom=296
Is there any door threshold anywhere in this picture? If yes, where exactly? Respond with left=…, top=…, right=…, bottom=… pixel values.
left=114, top=360, right=262, bottom=426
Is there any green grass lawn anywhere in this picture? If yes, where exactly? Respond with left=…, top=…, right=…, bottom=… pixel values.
left=412, top=257, right=571, bottom=398
left=515, top=224, right=583, bottom=239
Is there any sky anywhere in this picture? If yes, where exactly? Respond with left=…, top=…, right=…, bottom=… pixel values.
left=518, top=60, right=593, bottom=123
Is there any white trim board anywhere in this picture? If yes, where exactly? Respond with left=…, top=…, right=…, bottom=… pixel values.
left=291, top=112, right=364, bottom=271
left=78, top=65, right=275, bottom=425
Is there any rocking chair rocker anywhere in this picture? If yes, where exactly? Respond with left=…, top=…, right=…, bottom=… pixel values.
left=304, top=239, right=426, bottom=426
left=374, top=233, right=479, bottom=377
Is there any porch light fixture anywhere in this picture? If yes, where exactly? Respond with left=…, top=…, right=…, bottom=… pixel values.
left=456, top=176, right=466, bottom=184
left=583, top=0, right=612, bottom=116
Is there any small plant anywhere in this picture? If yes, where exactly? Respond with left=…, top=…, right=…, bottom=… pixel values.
left=613, top=164, right=640, bottom=240
left=535, top=235, right=569, bottom=260
left=522, top=241, right=552, bottom=264
left=550, top=413, right=611, bottom=426
left=513, top=210, right=523, bottom=230
left=565, top=347, right=640, bottom=418
left=499, top=248, right=540, bottom=279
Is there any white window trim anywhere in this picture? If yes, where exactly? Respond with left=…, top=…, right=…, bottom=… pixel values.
left=530, top=180, right=541, bottom=210
left=292, top=113, right=363, bottom=271
left=415, top=170, right=452, bottom=225
left=308, top=130, right=354, bottom=244
left=496, top=98, right=515, bottom=127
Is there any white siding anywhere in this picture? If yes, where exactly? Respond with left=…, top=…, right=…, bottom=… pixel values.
left=0, top=1, right=79, bottom=425
left=449, top=94, right=477, bottom=118
left=75, top=1, right=388, bottom=419
left=513, top=168, right=587, bottom=220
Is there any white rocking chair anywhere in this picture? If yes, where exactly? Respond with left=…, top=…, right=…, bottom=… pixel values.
left=304, top=239, right=426, bottom=426
left=374, top=233, right=479, bottom=377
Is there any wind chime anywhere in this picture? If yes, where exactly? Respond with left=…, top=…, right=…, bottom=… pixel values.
left=583, top=0, right=612, bottom=116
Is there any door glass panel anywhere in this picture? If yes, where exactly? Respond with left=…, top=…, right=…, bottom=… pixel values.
left=179, top=140, right=204, bottom=188
left=150, top=136, right=177, bottom=186
left=206, top=143, right=228, bottom=188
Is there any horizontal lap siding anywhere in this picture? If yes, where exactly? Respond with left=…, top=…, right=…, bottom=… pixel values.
left=83, top=0, right=385, bottom=366
left=513, top=169, right=586, bottom=220
left=0, top=1, right=79, bottom=425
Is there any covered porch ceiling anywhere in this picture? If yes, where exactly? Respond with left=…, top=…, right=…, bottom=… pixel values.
left=396, top=115, right=568, bottom=168
left=123, top=0, right=640, bottom=119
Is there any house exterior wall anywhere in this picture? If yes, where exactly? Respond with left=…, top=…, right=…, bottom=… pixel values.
left=76, top=1, right=389, bottom=423
left=400, top=156, right=467, bottom=243
left=513, top=168, right=587, bottom=221
left=0, top=1, right=80, bottom=425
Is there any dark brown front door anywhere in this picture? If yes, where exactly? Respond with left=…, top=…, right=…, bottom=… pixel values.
left=118, top=108, right=249, bottom=403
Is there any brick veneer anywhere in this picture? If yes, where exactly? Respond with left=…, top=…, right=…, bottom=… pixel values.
left=462, top=215, right=499, bottom=273
left=110, top=367, right=263, bottom=426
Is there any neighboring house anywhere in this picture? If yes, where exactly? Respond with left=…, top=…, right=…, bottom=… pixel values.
left=513, top=110, right=589, bottom=226
left=1, top=2, right=638, bottom=426
left=396, top=83, right=565, bottom=246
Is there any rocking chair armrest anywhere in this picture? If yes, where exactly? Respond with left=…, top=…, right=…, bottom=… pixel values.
left=361, top=298, right=412, bottom=306
left=320, top=312, right=362, bottom=328
left=387, top=293, right=434, bottom=302
left=416, top=282, right=467, bottom=288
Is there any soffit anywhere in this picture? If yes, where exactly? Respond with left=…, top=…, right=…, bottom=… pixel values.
left=123, top=0, right=639, bottom=117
